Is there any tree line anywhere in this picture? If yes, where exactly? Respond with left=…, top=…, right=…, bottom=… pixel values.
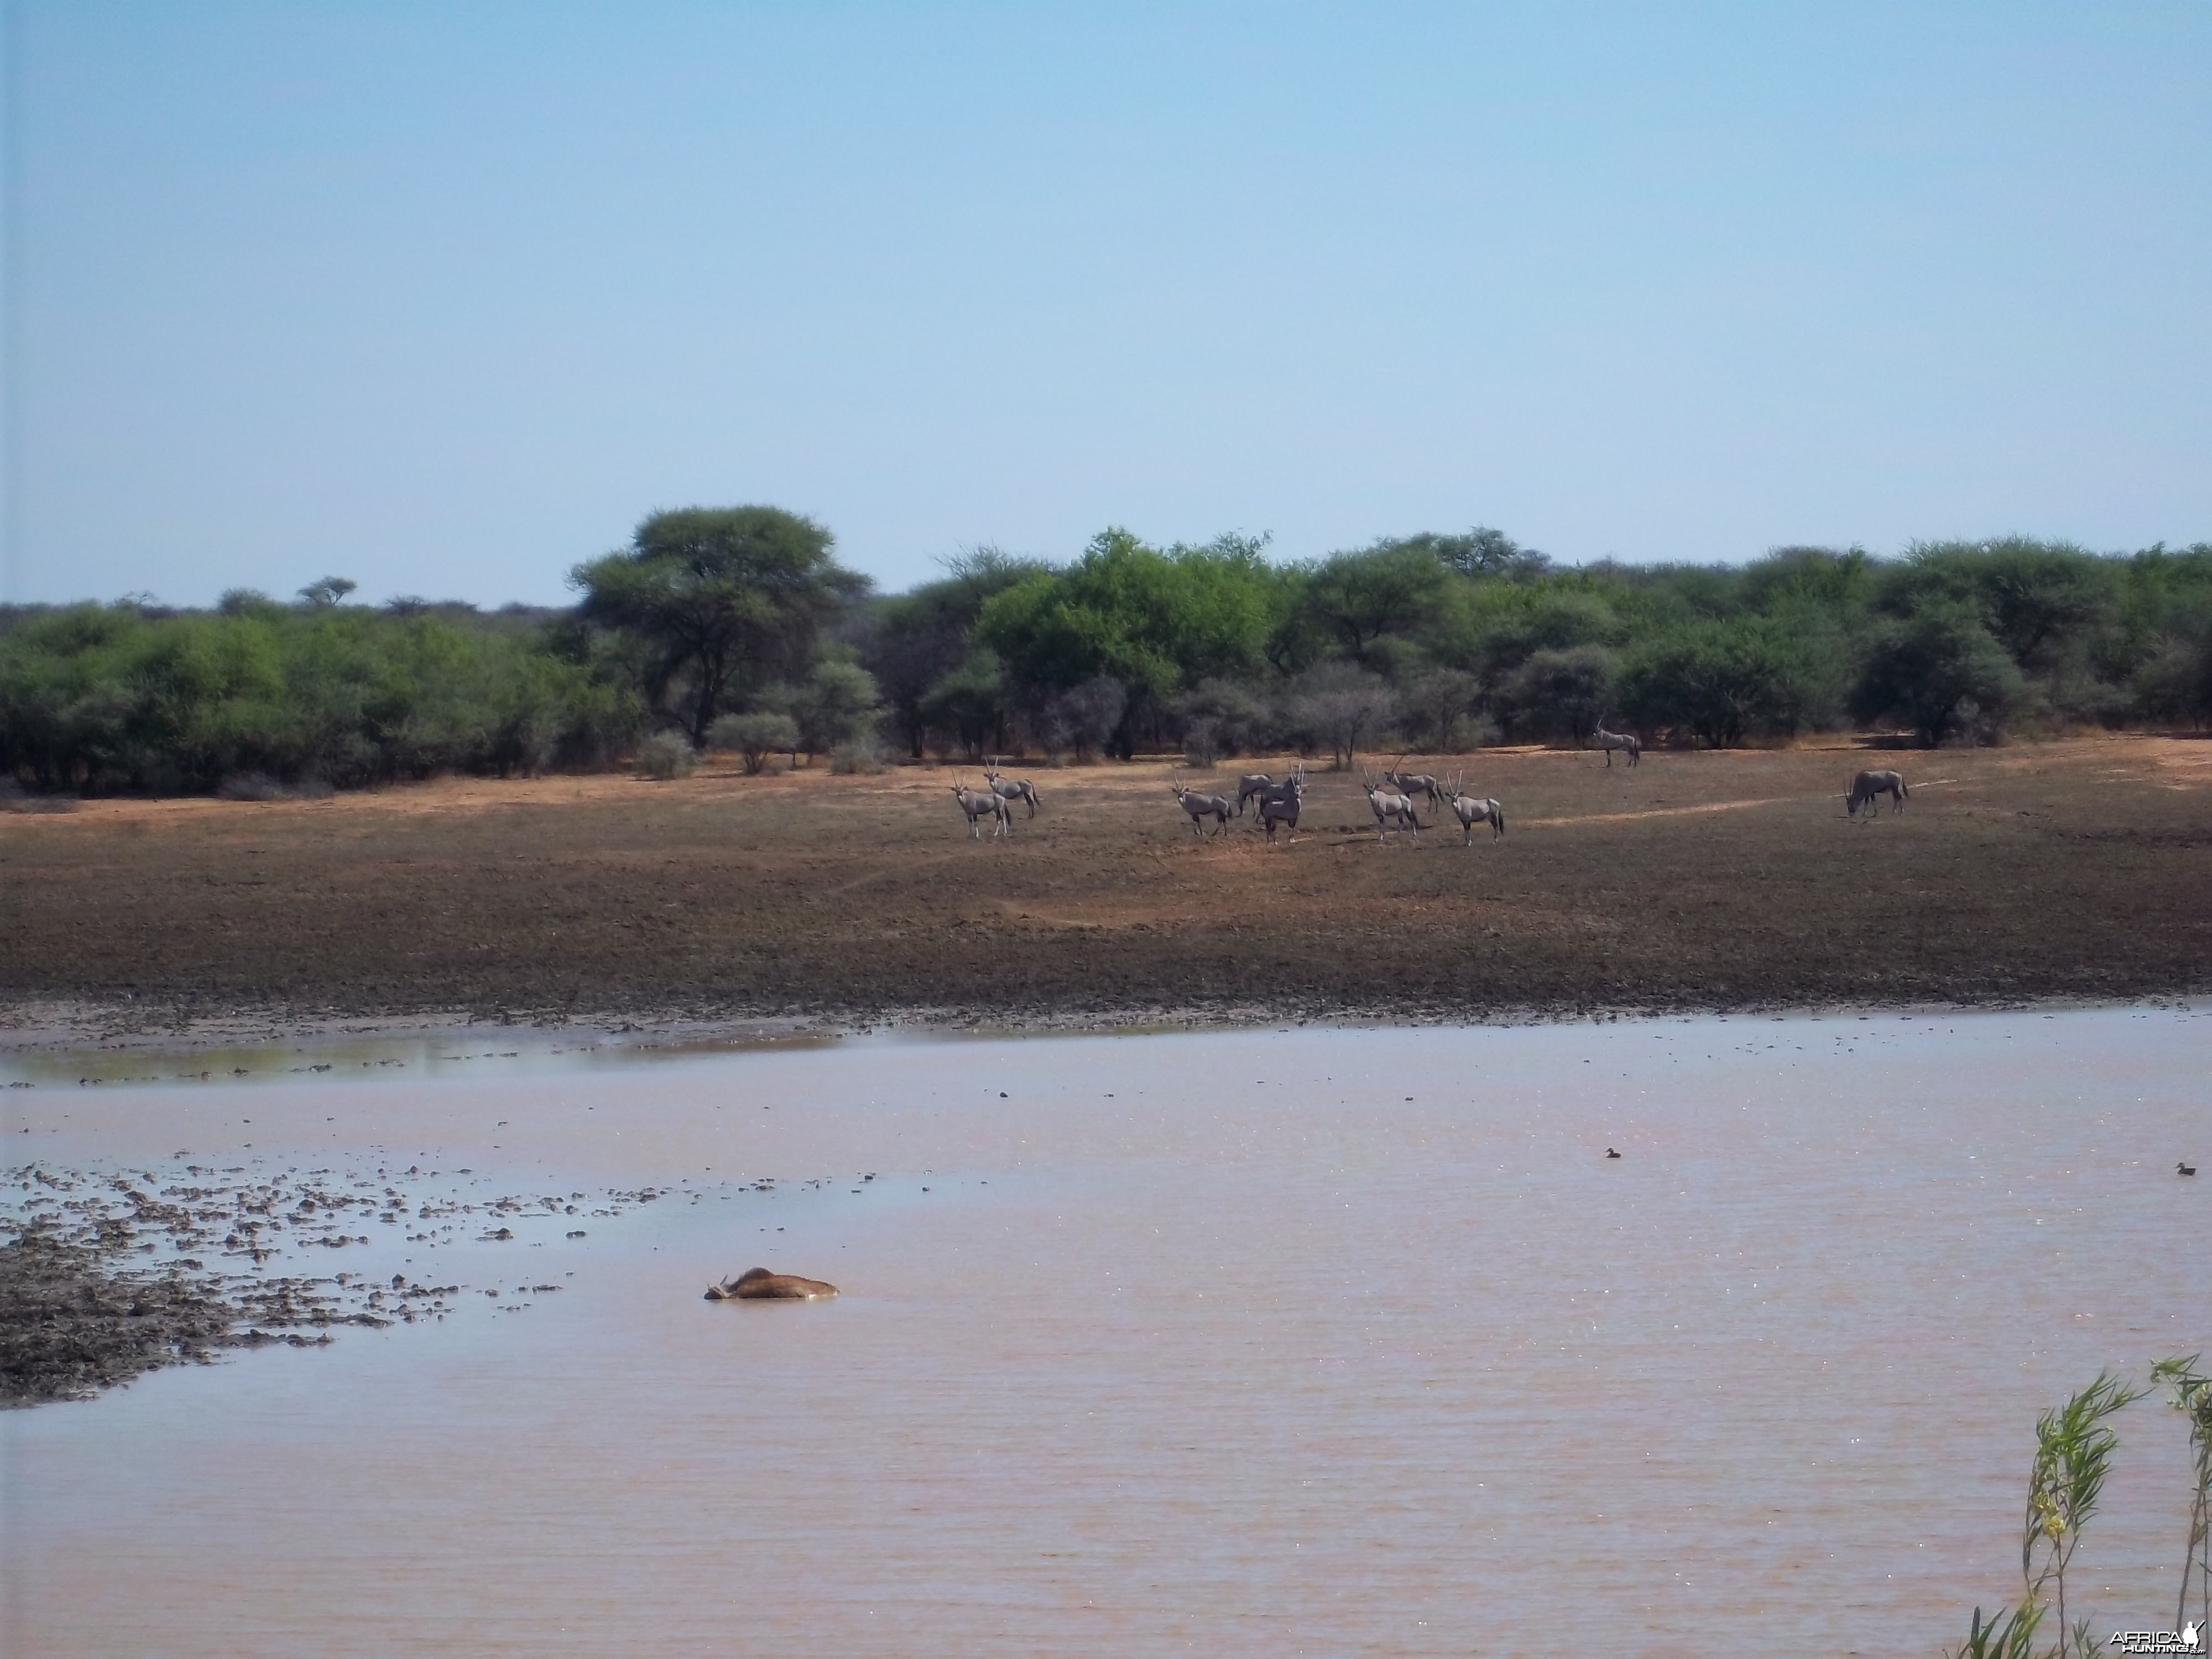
left=4, top=505, right=2210, bottom=795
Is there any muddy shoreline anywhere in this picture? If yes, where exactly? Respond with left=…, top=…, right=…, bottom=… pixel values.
left=0, top=1157, right=674, bottom=1407
left=3, top=986, right=2204, bottom=1067
left=4, top=740, right=2208, bottom=1034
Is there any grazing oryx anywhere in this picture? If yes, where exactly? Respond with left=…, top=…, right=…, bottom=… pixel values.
left=983, top=758, right=1041, bottom=818
left=1171, top=785, right=1234, bottom=837
left=1381, top=761, right=1447, bottom=808
left=1844, top=769, right=1908, bottom=817
left=1443, top=773, right=1505, bottom=843
left=951, top=776, right=1011, bottom=838
left=1590, top=719, right=1641, bottom=767
left=1360, top=768, right=1421, bottom=842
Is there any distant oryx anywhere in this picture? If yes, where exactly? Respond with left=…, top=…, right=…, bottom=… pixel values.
left=1590, top=719, right=1641, bottom=767
left=1171, top=785, right=1234, bottom=837
left=1442, top=773, right=1505, bottom=843
left=983, top=758, right=1041, bottom=819
left=1360, top=768, right=1421, bottom=843
left=951, top=776, right=1012, bottom=838
left=1381, top=760, right=1447, bottom=808
left=1844, top=769, right=1908, bottom=818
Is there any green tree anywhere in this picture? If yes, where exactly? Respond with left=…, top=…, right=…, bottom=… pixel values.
left=791, top=657, right=883, bottom=758
left=1499, top=646, right=1618, bottom=745
left=707, top=710, right=799, bottom=774
left=921, top=648, right=1011, bottom=761
left=1883, top=540, right=2118, bottom=673
left=1389, top=526, right=1551, bottom=581
left=977, top=529, right=1279, bottom=756
left=1621, top=621, right=1811, bottom=748
left=859, top=548, right=1043, bottom=758
left=571, top=506, right=867, bottom=748
left=1852, top=604, right=2026, bottom=746
left=1295, top=542, right=1451, bottom=666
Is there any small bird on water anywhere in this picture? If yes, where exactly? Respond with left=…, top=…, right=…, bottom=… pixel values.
left=2182, top=1162, right=2198, bottom=1177
left=1605, top=1148, right=1622, bottom=1160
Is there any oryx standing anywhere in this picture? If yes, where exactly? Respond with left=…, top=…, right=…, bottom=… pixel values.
left=1360, top=768, right=1421, bottom=843
left=1443, top=773, right=1506, bottom=843
left=1256, top=786, right=1302, bottom=843
left=1590, top=720, right=1641, bottom=767
left=1844, top=769, right=1908, bottom=817
left=1171, top=785, right=1234, bottom=837
left=1382, top=760, right=1447, bottom=808
left=983, top=758, right=1041, bottom=819
left=951, top=776, right=1011, bottom=838
left=1238, top=761, right=1307, bottom=816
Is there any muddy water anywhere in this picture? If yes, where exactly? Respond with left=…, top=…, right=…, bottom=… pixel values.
left=4, top=1008, right=2209, bottom=1657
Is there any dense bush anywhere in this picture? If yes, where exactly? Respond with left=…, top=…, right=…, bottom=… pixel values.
left=9, top=521, right=2208, bottom=797
left=0, top=601, right=637, bottom=793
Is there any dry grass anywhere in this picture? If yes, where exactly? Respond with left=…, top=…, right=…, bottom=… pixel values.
left=3, top=735, right=2209, bottom=1027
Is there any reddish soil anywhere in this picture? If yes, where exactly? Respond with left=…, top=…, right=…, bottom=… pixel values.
left=3, top=737, right=2209, bottom=1031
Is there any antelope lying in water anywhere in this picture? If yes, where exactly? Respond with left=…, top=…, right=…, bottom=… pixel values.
left=1172, top=785, right=1234, bottom=837
left=705, top=1267, right=838, bottom=1301
left=951, top=776, right=1012, bottom=838
left=1844, top=769, right=1908, bottom=817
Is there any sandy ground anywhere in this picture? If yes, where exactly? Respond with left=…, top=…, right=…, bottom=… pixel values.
left=3, top=735, right=2209, bottom=1041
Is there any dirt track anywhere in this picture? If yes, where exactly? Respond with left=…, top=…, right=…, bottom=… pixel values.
left=3, top=737, right=2210, bottom=1032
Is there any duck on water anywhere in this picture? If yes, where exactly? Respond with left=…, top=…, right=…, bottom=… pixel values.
left=705, top=1268, right=839, bottom=1301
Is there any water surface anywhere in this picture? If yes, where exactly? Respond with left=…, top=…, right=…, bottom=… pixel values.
left=4, top=1008, right=2208, bottom=1656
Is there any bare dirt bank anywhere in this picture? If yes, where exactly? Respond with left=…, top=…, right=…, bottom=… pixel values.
left=4, top=736, right=2209, bottom=1036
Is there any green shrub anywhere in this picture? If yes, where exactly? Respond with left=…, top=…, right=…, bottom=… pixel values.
left=707, top=711, right=799, bottom=774
left=634, top=732, right=696, bottom=780
left=828, top=739, right=887, bottom=774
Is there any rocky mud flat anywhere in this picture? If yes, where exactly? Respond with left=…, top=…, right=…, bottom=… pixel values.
left=0, top=1160, right=674, bottom=1406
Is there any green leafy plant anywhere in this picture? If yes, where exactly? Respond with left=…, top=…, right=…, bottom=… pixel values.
left=707, top=711, right=798, bottom=775
left=2151, top=1354, right=2212, bottom=1635
left=633, top=731, right=696, bottom=781
left=1947, top=1363, right=2212, bottom=1657
left=2022, top=1372, right=2146, bottom=1656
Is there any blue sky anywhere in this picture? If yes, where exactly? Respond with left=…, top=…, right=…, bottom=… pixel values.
left=3, top=2, right=2206, bottom=606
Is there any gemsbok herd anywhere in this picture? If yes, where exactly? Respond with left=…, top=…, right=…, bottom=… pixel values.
left=941, top=726, right=1915, bottom=844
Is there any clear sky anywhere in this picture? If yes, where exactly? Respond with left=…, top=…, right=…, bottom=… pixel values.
left=3, top=2, right=2206, bottom=607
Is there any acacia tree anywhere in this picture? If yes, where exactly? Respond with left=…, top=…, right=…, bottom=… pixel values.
left=859, top=548, right=1043, bottom=758
left=571, top=507, right=867, bottom=748
left=1499, top=646, right=1616, bottom=744
left=1852, top=604, right=2025, bottom=746
left=1296, top=542, right=1451, bottom=665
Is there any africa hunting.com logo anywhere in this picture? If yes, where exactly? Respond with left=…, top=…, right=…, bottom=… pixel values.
left=2110, top=1621, right=2201, bottom=1656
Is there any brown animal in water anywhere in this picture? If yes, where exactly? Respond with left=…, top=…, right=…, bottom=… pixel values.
left=704, top=1267, right=838, bottom=1301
